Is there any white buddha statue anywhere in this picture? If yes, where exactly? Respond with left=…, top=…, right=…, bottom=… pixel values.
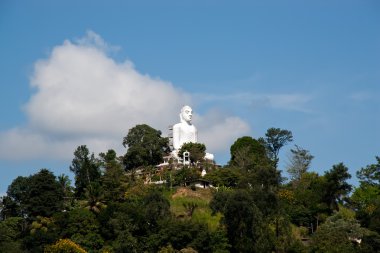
left=172, top=105, right=214, bottom=161
left=173, top=105, right=197, bottom=151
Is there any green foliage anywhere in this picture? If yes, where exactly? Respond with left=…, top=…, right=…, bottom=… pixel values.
left=122, top=124, right=170, bottom=170
left=178, top=143, right=206, bottom=164
left=57, top=174, right=74, bottom=210
left=172, top=167, right=201, bottom=186
left=70, top=145, right=101, bottom=198
left=27, top=169, right=64, bottom=218
left=0, top=217, right=23, bottom=252
left=149, top=219, right=229, bottom=252
left=63, top=208, right=104, bottom=251
left=169, top=188, right=221, bottom=231
left=259, top=127, right=293, bottom=167
left=281, top=172, right=330, bottom=232
left=82, top=182, right=107, bottom=214
left=229, top=136, right=270, bottom=171
left=99, top=149, right=128, bottom=202
left=310, top=209, right=369, bottom=253
left=3, top=176, right=30, bottom=218
left=357, top=156, right=380, bottom=186
left=1, top=126, right=378, bottom=253
left=323, top=163, right=352, bottom=211
left=204, top=167, right=242, bottom=188
left=44, top=239, right=87, bottom=253
left=286, top=145, right=314, bottom=181
left=3, top=169, right=63, bottom=220
left=211, top=189, right=272, bottom=252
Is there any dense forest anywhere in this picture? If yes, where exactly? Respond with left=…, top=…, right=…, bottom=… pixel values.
left=1, top=124, right=379, bottom=253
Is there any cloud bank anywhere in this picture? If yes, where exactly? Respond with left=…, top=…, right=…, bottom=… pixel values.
left=0, top=31, right=249, bottom=161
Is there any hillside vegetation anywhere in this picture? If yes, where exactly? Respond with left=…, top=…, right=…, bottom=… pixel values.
left=0, top=125, right=379, bottom=253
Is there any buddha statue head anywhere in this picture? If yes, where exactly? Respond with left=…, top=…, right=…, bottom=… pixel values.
left=180, top=105, right=193, bottom=124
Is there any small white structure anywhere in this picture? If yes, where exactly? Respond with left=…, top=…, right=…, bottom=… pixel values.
left=183, top=151, right=190, bottom=165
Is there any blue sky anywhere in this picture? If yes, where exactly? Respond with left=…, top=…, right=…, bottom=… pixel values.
left=0, top=0, right=379, bottom=195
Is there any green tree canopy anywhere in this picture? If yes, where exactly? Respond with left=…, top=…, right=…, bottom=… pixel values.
left=357, top=156, right=380, bottom=186
left=178, top=142, right=206, bottom=164
left=211, top=189, right=272, bottom=253
left=286, top=145, right=314, bottom=182
left=122, top=124, right=170, bottom=170
left=229, top=136, right=270, bottom=171
left=99, top=149, right=128, bottom=202
left=3, top=169, right=63, bottom=219
left=259, top=128, right=293, bottom=167
left=3, top=176, right=30, bottom=218
left=323, top=163, right=352, bottom=212
left=69, top=145, right=101, bottom=198
left=26, top=169, right=64, bottom=218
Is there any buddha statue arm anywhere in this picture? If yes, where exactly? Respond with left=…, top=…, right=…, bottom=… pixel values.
left=172, top=124, right=181, bottom=150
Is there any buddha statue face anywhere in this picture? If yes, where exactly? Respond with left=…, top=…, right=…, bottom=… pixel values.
left=180, top=106, right=193, bottom=123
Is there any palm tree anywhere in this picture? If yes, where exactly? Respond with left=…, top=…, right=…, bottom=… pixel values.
left=81, top=182, right=106, bottom=214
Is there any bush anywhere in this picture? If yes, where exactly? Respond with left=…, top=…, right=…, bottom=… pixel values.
left=44, top=239, right=87, bottom=253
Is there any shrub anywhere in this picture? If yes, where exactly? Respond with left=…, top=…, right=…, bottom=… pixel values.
left=44, top=239, right=87, bottom=253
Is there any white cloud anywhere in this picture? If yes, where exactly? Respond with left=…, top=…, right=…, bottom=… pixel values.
left=193, top=109, right=250, bottom=154
left=0, top=31, right=250, bottom=161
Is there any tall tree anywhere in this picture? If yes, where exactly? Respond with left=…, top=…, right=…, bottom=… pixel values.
left=122, top=124, right=170, bottom=170
left=323, top=163, right=352, bottom=212
left=259, top=128, right=293, bottom=167
left=229, top=136, right=270, bottom=171
left=214, top=189, right=272, bottom=253
left=286, top=145, right=314, bottom=181
left=2, top=176, right=30, bottom=218
left=70, top=145, right=101, bottom=198
left=82, top=182, right=106, bottom=214
left=57, top=174, right=74, bottom=211
left=311, top=207, right=369, bottom=253
left=26, top=169, right=64, bottom=218
left=99, top=149, right=128, bottom=202
left=357, top=156, right=380, bottom=186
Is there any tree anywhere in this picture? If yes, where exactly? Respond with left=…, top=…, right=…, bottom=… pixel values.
left=351, top=159, right=380, bottom=230
left=204, top=167, right=242, bottom=188
left=286, top=145, right=314, bottom=181
left=69, top=145, right=101, bottom=198
left=122, top=124, right=170, bottom=170
left=281, top=172, right=330, bottom=233
left=2, top=170, right=63, bottom=219
left=216, top=190, right=272, bottom=253
left=81, top=182, right=106, bottom=214
left=99, top=149, right=128, bottom=202
left=178, top=142, right=206, bottom=164
left=311, top=208, right=369, bottom=253
left=173, top=167, right=200, bottom=186
left=0, top=217, right=23, bottom=252
left=259, top=128, right=293, bottom=167
left=357, top=156, right=380, bottom=186
left=142, top=190, right=171, bottom=229
left=26, top=169, right=64, bottom=218
left=44, top=239, right=87, bottom=253
left=3, top=176, right=30, bottom=218
left=57, top=174, right=74, bottom=211
left=62, top=208, right=104, bottom=251
left=229, top=136, right=270, bottom=171
left=323, top=163, right=352, bottom=212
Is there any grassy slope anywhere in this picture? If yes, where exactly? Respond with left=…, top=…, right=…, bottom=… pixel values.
left=167, top=187, right=222, bottom=231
